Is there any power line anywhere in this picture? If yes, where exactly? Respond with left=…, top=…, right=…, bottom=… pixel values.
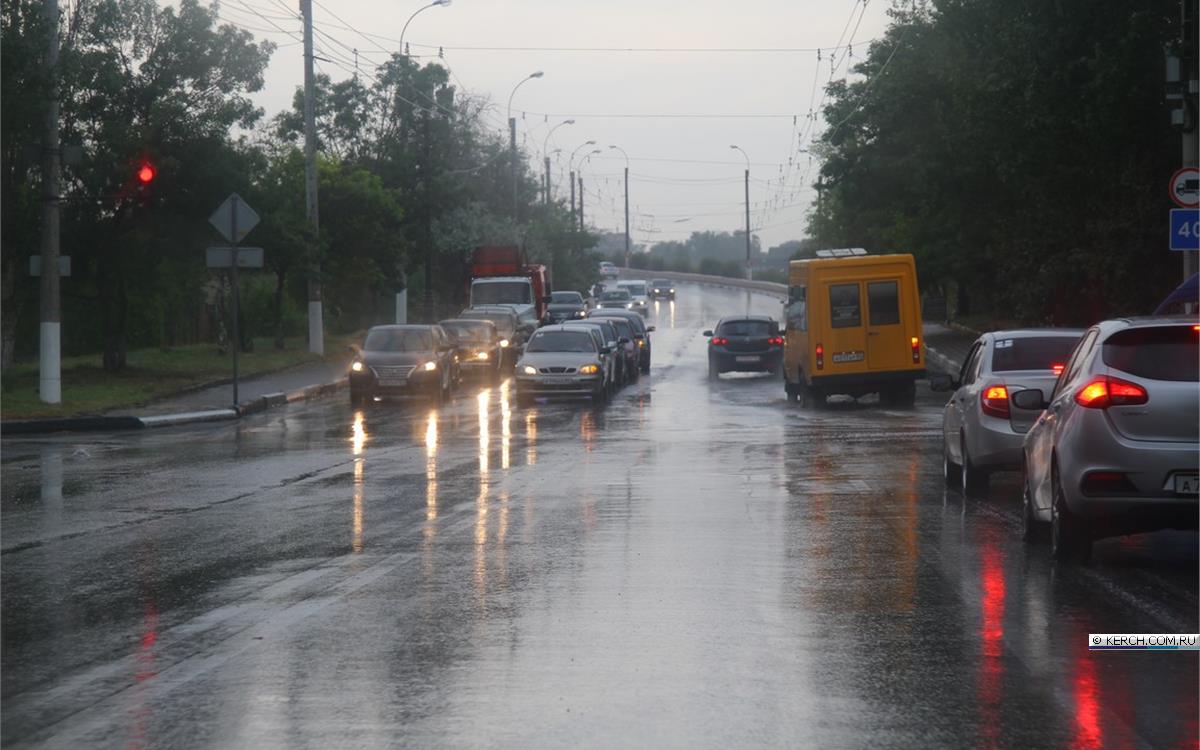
left=403, top=41, right=877, bottom=54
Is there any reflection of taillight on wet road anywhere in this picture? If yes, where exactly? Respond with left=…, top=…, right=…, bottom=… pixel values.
left=1073, top=652, right=1103, bottom=750
left=981, top=385, right=1010, bottom=418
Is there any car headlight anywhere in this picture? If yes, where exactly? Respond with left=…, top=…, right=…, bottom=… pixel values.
left=626, top=303, right=634, bottom=309
left=522, top=365, right=537, bottom=375
left=669, top=288, right=675, bottom=293
left=579, top=364, right=600, bottom=374
left=637, top=339, right=645, bottom=348
left=423, top=361, right=437, bottom=371
left=350, top=361, right=364, bottom=372
left=499, top=339, right=510, bottom=348
left=653, top=288, right=659, bottom=293
left=576, top=310, right=586, bottom=317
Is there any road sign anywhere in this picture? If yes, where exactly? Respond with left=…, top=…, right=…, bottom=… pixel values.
left=1169, top=209, right=1200, bottom=251
left=208, top=193, right=259, bottom=243
left=206, top=247, right=264, bottom=268
left=1169, top=167, right=1200, bottom=209
left=29, top=256, right=71, bottom=276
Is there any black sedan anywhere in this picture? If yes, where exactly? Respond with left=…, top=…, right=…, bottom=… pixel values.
left=703, top=316, right=783, bottom=380
left=648, top=279, right=676, bottom=301
left=349, top=325, right=460, bottom=405
left=439, top=318, right=503, bottom=381
left=544, top=291, right=589, bottom=324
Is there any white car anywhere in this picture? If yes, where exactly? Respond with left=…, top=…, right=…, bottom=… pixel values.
left=599, top=262, right=618, bottom=279
left=615, top=280, right=650, bottom=315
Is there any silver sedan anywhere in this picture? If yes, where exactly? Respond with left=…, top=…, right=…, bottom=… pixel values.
left=935, top=329, right=1083, bottom=496
left=1014, top=317, right=1199, bottom=562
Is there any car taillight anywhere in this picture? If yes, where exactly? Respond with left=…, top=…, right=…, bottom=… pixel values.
left=1074, top=376, right=1148, bottom=409
left=910, top=336, right=920, bottom=363
left=1051, top=363, right=1064, bottom=376
left=711, top=336, right=728, bottom=345
left=980, top=384, right=1010, bottom=419
left=768, top=336, right=784, bottom=346
left=815, top=344, right=824, bottom=370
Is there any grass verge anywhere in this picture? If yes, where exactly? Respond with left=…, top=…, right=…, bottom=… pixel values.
left=2, top=335, right=354, bottom=419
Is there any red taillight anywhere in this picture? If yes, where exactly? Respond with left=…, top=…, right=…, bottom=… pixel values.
left=1051, top=363, right=1064, bottom=376
left=910, top=336, right=920, bottom=363
left=768, top=336, right=784, bottom=346
left=980, top=384, right=1010, bottom=419
left=711, top=336, right=728, bottom=345
left=1075, top=376, right=1148, bottom=409
left=815, top=344, right=824, bottom=370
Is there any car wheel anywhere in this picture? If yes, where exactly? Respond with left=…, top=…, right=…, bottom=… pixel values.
left=1021, top=462, right=1040, bottom=543
left=628, top=363, right=639, bottom=383
left=708, top=359, right=719, bottom=381
left=1051, top=465, right=1091, bottom=563
left=960, top=434, right=989, bottom=496
left=942, top=438, right=960, bottom=486
left=785, top=378, right=799, bottom=403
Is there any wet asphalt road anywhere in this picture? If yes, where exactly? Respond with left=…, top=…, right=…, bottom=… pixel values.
left=2, top=284, right=1197, bottom=749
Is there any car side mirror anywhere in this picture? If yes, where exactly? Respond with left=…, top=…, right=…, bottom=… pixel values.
left=600, top=346, right=612, bottom=355
left=646, top=326, right=656, bottom=333
left=702, top=330, right=713, bottom=337
left=618, top=337, right=631, bottom=345
left=1011, top=388, right=1048, bottom=411
left=929, top=373, right=955, bottom=392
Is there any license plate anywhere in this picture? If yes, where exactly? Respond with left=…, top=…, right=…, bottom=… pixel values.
left=378, top=378, right=407, bottom=387
left=736, top=355, right=760, bottom=363
left=1174, top=474, right=1199, bottom=495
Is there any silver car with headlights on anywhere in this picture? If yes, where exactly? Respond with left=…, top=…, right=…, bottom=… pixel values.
left=1014, top=317, right=1199, bottom=561
left=515, top=325, right=614, bottom=406
left=933, top=329, right=1083, bottom=495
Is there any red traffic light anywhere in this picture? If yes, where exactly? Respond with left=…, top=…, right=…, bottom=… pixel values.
left=137, top=163, right=155, bottom=184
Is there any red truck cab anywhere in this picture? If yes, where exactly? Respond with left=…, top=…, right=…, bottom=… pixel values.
left=469, top=246, right=550, bottom=323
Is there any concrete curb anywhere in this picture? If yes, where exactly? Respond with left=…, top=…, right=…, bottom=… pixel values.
left=3, top=377, right=350, bottom=436
left=923, top=344, right=962, bottom=376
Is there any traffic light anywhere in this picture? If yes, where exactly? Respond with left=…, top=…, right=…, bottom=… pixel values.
left=136, top=161, right=155, bottom=185
left=133, top=159, right=156, bottom=205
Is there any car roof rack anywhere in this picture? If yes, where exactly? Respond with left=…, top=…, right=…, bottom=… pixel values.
left=815, top=247, right=868, bottom=257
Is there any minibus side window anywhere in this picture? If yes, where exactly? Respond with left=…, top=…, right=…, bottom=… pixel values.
left=787, top=285, right=807, bottom=331
left=829, top=283, right=861, bottom=328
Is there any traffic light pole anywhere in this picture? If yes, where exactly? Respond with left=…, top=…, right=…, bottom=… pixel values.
left=229, top=197, right=241, bottom=406
left=301, top=0, right=324, bottom=355
left=38, top=0, right=61, bottom=404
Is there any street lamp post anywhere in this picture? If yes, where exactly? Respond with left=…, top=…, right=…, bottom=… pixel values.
left=576, top=149, right=601, bottom=233
left=399, top=0, right=451, bottom=58
left=568, top=140, right=596, bottom=229
left=608, top=145, right=630, bottom=267
left=542, top=119, right=574, bottom=205
left=508, top=71, right=544, bottom=220
left=730, top=145, right=751, bottom=280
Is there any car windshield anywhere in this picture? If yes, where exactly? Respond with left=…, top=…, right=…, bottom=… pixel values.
left=1102, top=326, right=1199, bottom=382
left=472, top=281, right=531, bottom=305
left=651, top=280, right=671, bottom=288
left=363, top=329, right=431, bottom=352
left=605, top=318, right=634, bottom=338
left=600, top=290, right=631, bottom=301
left=990, top=335, right=1080, bottom=372
left=551, top=292, right=583, bottom=304
left=525, top=331, right=596, bottom=353
left=717, top=320, right=774, bottom=337
left=621, top=283, right=646, bottom=296
left=440, top=321, right=493, bottom=343
left=461, top=312, right=515, bottom=337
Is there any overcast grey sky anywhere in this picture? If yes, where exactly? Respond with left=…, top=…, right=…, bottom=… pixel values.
left=217, top=0, right=893, bottom=252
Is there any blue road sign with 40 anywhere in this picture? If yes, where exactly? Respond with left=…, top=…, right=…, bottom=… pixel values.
left=1170, top=209, right=1200, bottom=251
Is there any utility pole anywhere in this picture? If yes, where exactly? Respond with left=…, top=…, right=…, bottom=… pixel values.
left=544, top=156, right=551, bottom=206
left=578, top=175, right=585, bottom=231
left=510, top=117, right=518, bottom=219
left=1180, top=0, right=1198, bottom=286
left=569, top=170, right=576, bottom=226
left=624, top=165, right=630, bottom=267
left=38, top=0, right=61, bottom=404
left=301, top=0, right=323, bottom=355
left=743, top=166, right=751, bottom=281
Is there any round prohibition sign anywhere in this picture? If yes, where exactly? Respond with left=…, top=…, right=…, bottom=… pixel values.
left=1169, top=166, right=1200, bottom=209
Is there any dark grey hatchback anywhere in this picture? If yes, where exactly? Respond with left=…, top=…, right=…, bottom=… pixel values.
left=704, top=316, right=784, bottom=379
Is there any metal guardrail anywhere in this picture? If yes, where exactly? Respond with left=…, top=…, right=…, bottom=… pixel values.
left=616, top=268, right=787, bottom=299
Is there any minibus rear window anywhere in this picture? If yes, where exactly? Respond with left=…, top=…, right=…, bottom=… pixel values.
left=829, top=284, right=861, bottom=328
